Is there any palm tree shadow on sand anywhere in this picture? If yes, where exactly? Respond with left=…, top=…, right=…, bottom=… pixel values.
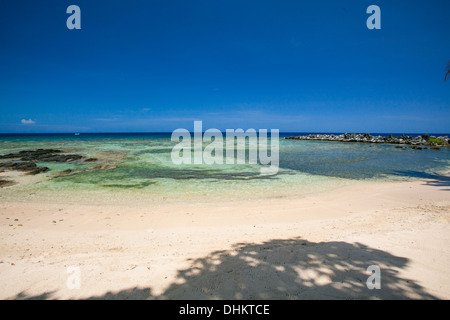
left=392, top=170, right=450, bottom=191
left=14, top=237, right=437, bottom=300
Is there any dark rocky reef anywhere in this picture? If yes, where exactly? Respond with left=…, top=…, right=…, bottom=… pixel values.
left=0, top=179, right=16, bottom=188
left=0, top=161, right=49, bottom=175
left=285, top=133, right=449, bottom=148
left=0, top=149, right=87, bottom=162
left=0, top=149, right=97, bottom=176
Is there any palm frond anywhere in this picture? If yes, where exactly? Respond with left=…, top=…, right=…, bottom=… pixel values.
left=446, top=60, right=450, bottom=81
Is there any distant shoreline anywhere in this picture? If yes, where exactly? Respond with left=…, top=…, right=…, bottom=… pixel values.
left=285, top=133, right=450, bottom=148
left=1, top=132, right=450, bottom=137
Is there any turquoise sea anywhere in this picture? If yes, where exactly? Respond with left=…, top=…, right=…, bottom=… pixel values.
left=1, top=133, right=449, bottom=202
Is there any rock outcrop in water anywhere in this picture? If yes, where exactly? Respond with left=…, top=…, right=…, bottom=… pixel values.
left=285, top=133, right=449, bottom=148
left=0, top=161, right=49, bottom=175
left=0, top=149, right=89, bottom=162
left=0, top=149, right=97, bottom=176
left=0, top=179, right=16, bottom=188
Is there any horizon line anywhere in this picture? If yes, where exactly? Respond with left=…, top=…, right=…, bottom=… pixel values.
left=1, top=131, right=449, bottom=135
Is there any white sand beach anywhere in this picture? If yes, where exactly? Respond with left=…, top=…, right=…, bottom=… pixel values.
left=0, top=175, right=449, bottom=300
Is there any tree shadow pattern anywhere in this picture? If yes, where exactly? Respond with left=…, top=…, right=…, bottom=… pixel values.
left=13, top=237, right=437, bottom=300
left=392, top=170, right=450, bottom=191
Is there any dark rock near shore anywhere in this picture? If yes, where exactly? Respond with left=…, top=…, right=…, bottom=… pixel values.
left=59, top=169, right=74, bottom=175
left=43, top=154, right=84, bottom=162
left=0, top=149, right=84, bottom=163
left=86, top=164, right=117, bottom=171
left=0, top=149, right=60, bottom=160
left=0, top=179, right=16, bottom=187
left=0, top=149, right=97, bottom=176
left=0, top=161, right=49, bottom=175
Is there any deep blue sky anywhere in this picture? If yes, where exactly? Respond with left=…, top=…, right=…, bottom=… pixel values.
left=0, top=0, right=449, bottom=133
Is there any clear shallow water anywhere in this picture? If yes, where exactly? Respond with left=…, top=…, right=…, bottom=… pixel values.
left=0, top=133, right=449, bottom=198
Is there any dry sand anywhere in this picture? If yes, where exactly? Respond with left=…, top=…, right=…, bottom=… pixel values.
left=0, top=176, right=449, bottom=300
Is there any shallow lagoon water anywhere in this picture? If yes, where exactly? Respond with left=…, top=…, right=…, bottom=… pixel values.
left=0, top=133, right=449, bottom=201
